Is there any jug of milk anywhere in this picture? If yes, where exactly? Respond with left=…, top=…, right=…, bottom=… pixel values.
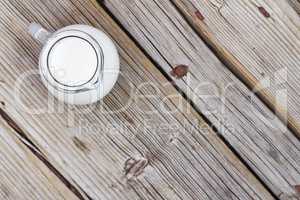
left=28, top=23, right=120, bottom=105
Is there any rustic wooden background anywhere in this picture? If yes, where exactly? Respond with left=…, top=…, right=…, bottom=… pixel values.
left=0, top=0, right=300, bottom=199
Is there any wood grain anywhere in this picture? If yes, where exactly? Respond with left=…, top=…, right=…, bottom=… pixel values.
left=0, top=114, right=79, bottom=200
left=103, top=0, right=300, bottom=198
left=170, top=0, right=300, bottom=138
left=0, top=0, right=272, bottom=199
left=288, top=0, right=300, bottom=14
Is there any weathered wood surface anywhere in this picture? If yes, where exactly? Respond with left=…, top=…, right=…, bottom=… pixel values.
left=171, top=0, right=300, bottom=137
left=0, top=114, right=79, bottom=200
left=288, top=0, right=300, bottom=14
left=103, top=0, right=300, bottom=198
left=0, top=0, right=273, bottom=199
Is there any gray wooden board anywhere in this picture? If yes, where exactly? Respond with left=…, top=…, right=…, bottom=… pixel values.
left=172, top=0, right=300, bottom=136
left=103, top=0, right=300, bottom=198
left=0, top=116, right=79, bottom=200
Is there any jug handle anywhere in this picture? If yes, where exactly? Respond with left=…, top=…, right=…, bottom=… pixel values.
left=28, top=23, right=51, bottom=44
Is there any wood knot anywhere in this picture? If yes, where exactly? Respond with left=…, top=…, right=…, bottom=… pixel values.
left=72, top=137, right=90, bottom=153
left=257, top=6, right=270, bottom=18
left=121, top=112, right=134, bottom=125
left=170, top=65, right=189, bottom=79
left=124, top=155, right=149, bottom=180
left=195, top=11, right=205, bottom=21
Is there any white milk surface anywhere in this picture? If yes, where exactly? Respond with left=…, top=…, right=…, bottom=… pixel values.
left=48, top=36, right=98, bottom=86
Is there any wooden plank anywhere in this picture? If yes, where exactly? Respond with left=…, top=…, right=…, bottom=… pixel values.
left=171, top=0, right=300, bottom=138
left=102, top=0, right=300, bottom=198
left=0, top=114, right=79, bottom=200
left=0, top=0, right=272, bottom=199
left=288, top=0, right=300, bottom=14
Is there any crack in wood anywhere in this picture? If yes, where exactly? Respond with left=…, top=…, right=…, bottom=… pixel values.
left=124, top=156, right=149, bottom=180
left=72, top=136, right=91, bottom=153
left=0, top=108, right=90, bottom=200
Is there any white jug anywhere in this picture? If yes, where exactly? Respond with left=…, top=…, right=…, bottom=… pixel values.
left=28, top=23, right=120, bottom=105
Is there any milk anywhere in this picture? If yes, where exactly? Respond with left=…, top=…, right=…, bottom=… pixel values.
left=28, top=23, right=120, bottom=105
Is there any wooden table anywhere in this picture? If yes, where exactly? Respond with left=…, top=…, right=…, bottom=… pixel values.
left=0, top=0, right=300, bottom=199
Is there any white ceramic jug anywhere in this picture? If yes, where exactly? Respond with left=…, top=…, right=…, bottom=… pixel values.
left=28, top=23, right=120, bottom=105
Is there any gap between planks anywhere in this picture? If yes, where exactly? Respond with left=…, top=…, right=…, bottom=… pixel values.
left=0, top=111, right=81, bottom=200
left=0, top=107, right=90, bottom=200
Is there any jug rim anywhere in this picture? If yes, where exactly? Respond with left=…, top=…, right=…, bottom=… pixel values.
left=40, top=29, right=104, bottom=93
